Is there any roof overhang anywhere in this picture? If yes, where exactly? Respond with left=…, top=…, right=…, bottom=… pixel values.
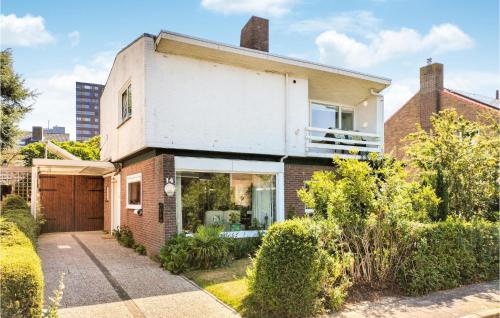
left=155, top=31, right=391, bottom=105
left=33, top=159, right=115, bottom=176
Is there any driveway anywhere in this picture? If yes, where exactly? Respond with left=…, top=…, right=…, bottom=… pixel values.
left=38, top=231, right=238, bottom=318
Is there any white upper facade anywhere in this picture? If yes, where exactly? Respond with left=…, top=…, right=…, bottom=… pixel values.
left=100, top=32, right=390, bottom=162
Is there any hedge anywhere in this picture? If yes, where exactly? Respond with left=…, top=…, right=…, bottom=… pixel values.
left=1, top=195, right=29, bottom=211
left=0, top=218, right=44, bottom=318
left=2, top=209, right=38, bottom=246
left=245, top=218, right=351, bottom=318
left=398, top=218, right=499, bottom=296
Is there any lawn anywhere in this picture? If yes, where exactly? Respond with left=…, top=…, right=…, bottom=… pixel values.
left=184, top=258, right=251, bottom=312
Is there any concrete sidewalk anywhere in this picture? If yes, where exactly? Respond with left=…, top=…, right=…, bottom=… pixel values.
left=39, top=231, right=238, bottom=318
left=330, top=281, right=499, bottom=318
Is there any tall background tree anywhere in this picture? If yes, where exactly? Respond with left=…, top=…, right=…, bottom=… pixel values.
left=404, top=109, right=499, bottom=221
left=1, top=49, right=36, bottom=152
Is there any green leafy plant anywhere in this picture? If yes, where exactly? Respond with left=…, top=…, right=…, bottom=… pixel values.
left=398, top=218, right=499, bottom=295
left=133, top=244, right=146, bottom=255
left=2, top=194, right=29, bottom=210
left=43, top=273, right=65, bottom=318
left=404, top=109, right=499, bottom=221
left=2, top=208, right=39, bottom=246
left=298, top=154, right=438, bottom=288
left=0, top=218, right=43, bottom=318
left=159, top=234, right=191, bottom=274
left=190, top=225, right=230, bottom=269
left=245, top=218, right=350, bottom=318
left=228, top=235, right=262, bottom=259
left=113, top=226, right=135, bottom=248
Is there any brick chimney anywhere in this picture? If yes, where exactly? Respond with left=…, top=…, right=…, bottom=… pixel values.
left=240, top=16, right=269, bottom=52
left=419, top=62, right=444, bottom=131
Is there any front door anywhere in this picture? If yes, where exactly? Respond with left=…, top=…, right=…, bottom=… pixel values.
left=111, top=175, right=121, bottom=231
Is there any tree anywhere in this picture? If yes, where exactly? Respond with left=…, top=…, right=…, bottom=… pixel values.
left=298, top=154, right=439, bottom=286
left=404, top=109, right=499, bottom=221
left=20, top=136, right=101, bottom=166
left=1, top=49, right=36, bottom=151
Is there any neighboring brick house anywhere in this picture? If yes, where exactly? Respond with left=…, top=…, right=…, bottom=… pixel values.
left=99, top=16, right=390, bottom=256
left=385, top=62, right=499, bottom=157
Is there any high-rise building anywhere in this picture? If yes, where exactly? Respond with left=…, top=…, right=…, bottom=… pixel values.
left=76, top=81, right=104, bottom=141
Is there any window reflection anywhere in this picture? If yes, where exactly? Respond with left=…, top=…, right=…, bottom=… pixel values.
left=177, top=172, right=276, bottom=232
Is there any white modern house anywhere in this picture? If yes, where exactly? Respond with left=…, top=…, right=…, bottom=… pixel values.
left=100, top=16, right=390, bottom=255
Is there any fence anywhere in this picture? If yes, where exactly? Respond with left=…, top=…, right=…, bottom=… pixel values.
left=0, top=167, right=32, bottom=202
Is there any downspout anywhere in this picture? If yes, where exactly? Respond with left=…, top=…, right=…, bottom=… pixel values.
left=280, top=73, right=289, bottom=163
left=370, top=88, right=384, bottom=154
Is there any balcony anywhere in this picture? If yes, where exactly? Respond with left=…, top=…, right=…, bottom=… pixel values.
left=305, top=127, right=383, bottom=159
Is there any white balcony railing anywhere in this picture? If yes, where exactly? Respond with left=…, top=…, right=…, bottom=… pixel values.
left=305, top=127, right=383, bottom=159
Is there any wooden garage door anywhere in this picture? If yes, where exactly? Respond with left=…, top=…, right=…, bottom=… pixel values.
left=40, top=175, right=104, bottom=232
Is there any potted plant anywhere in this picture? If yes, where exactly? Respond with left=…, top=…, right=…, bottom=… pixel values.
left=229, top=211, right=241, bottom=231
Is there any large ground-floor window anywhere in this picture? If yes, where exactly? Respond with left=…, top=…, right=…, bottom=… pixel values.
left=176, top=171, right=276, bottom=233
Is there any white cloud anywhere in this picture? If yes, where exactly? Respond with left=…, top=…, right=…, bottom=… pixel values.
left=21, top=51, right=115, bottom=139
left=0, top=14, right=55, bottom=47
left=201, top=0, right=297, bottom=17
left=68, top=31, right=80, bottom=47
left=290, top=11, right=381, bottom=35
left=316, top=23, right=474, bottom=68
left=382, top=81, right=418, bottom=119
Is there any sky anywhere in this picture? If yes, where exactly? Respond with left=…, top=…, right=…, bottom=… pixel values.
left=1, top=0, right=499, bottom=140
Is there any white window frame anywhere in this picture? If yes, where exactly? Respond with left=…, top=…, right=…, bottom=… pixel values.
left=126, top=173, right=142, bottom=210
left=174, top=157, right=285, bottom=236
left=309, top=100, right=356, bottom=131
left=119, top=81, right=132, bottom=124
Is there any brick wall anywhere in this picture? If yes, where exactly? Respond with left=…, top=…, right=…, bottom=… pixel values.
left=240, top=16, right=269, bottom=52
left=385, top=63, right=499, bottom=159
left=284, top=163, right=336, bottom=217
left=384, top=94, right=421, bottom=157
left=103, top=176, right=111, bottom=232
left=441, top=90, right=498, bottom=123
left=119, top=154, right=175, bottom=256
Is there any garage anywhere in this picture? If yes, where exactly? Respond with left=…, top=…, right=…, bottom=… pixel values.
left=39, top=175, right=104, bottom=232
left=32, top=158, right=115, bottom=233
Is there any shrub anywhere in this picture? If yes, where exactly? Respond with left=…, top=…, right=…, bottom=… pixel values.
left=113, top=226, right=135, bottom=248
left=159, top=234, right=191, bottom=274
left=2, top=194, right=29, bottom=211
left=246, top=218, right=349, bottom=317
left=159, top=226, right=232, bottom=273
left=2, top=209, right=38, bottom=246
left=0, top=219, right=43, bottom=318
left=133, top=244, right=146, bottom=255
left=189, top=225, right=230, bottom=269
left=398, top=218, right=499, bottom=295
left=228, top=235, right=262, bottom=259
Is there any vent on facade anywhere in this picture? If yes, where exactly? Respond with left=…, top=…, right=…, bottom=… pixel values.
left=240, top=16, right=269, bottom=52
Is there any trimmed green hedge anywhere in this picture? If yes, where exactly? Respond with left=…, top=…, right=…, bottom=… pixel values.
left=0, top=218, right=43, bottom=318
left=2, top=209, right=38, bottom=246
left=398, top=218, right=499, bottom=296
left=245, top=219, right=350, bottom=317
left=2, top=194, right=29, bottom=211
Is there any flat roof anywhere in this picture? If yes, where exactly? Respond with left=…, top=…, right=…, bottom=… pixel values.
left=33, top=159, right=115, bottom=176
left=156, top=30, right=391, bottom=86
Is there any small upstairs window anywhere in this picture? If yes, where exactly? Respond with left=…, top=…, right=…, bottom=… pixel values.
left=121, top=84, right=132, bottom=122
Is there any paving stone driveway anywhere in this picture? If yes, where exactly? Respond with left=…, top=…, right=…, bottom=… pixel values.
left=39, top=231, right=239, bottom=318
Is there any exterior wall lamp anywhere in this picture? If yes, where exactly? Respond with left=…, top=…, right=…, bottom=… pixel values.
left=164, top=178, right=175, bottom=197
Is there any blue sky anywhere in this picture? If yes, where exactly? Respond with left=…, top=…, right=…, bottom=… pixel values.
left=2, top=0, right=498, bottom=139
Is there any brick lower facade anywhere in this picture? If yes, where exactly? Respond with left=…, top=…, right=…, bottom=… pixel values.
left=284, top=162, right=335, bottom=217
left=113, top=153, right=337, bottom=254
left=119, top=154, right=175, bottom=256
